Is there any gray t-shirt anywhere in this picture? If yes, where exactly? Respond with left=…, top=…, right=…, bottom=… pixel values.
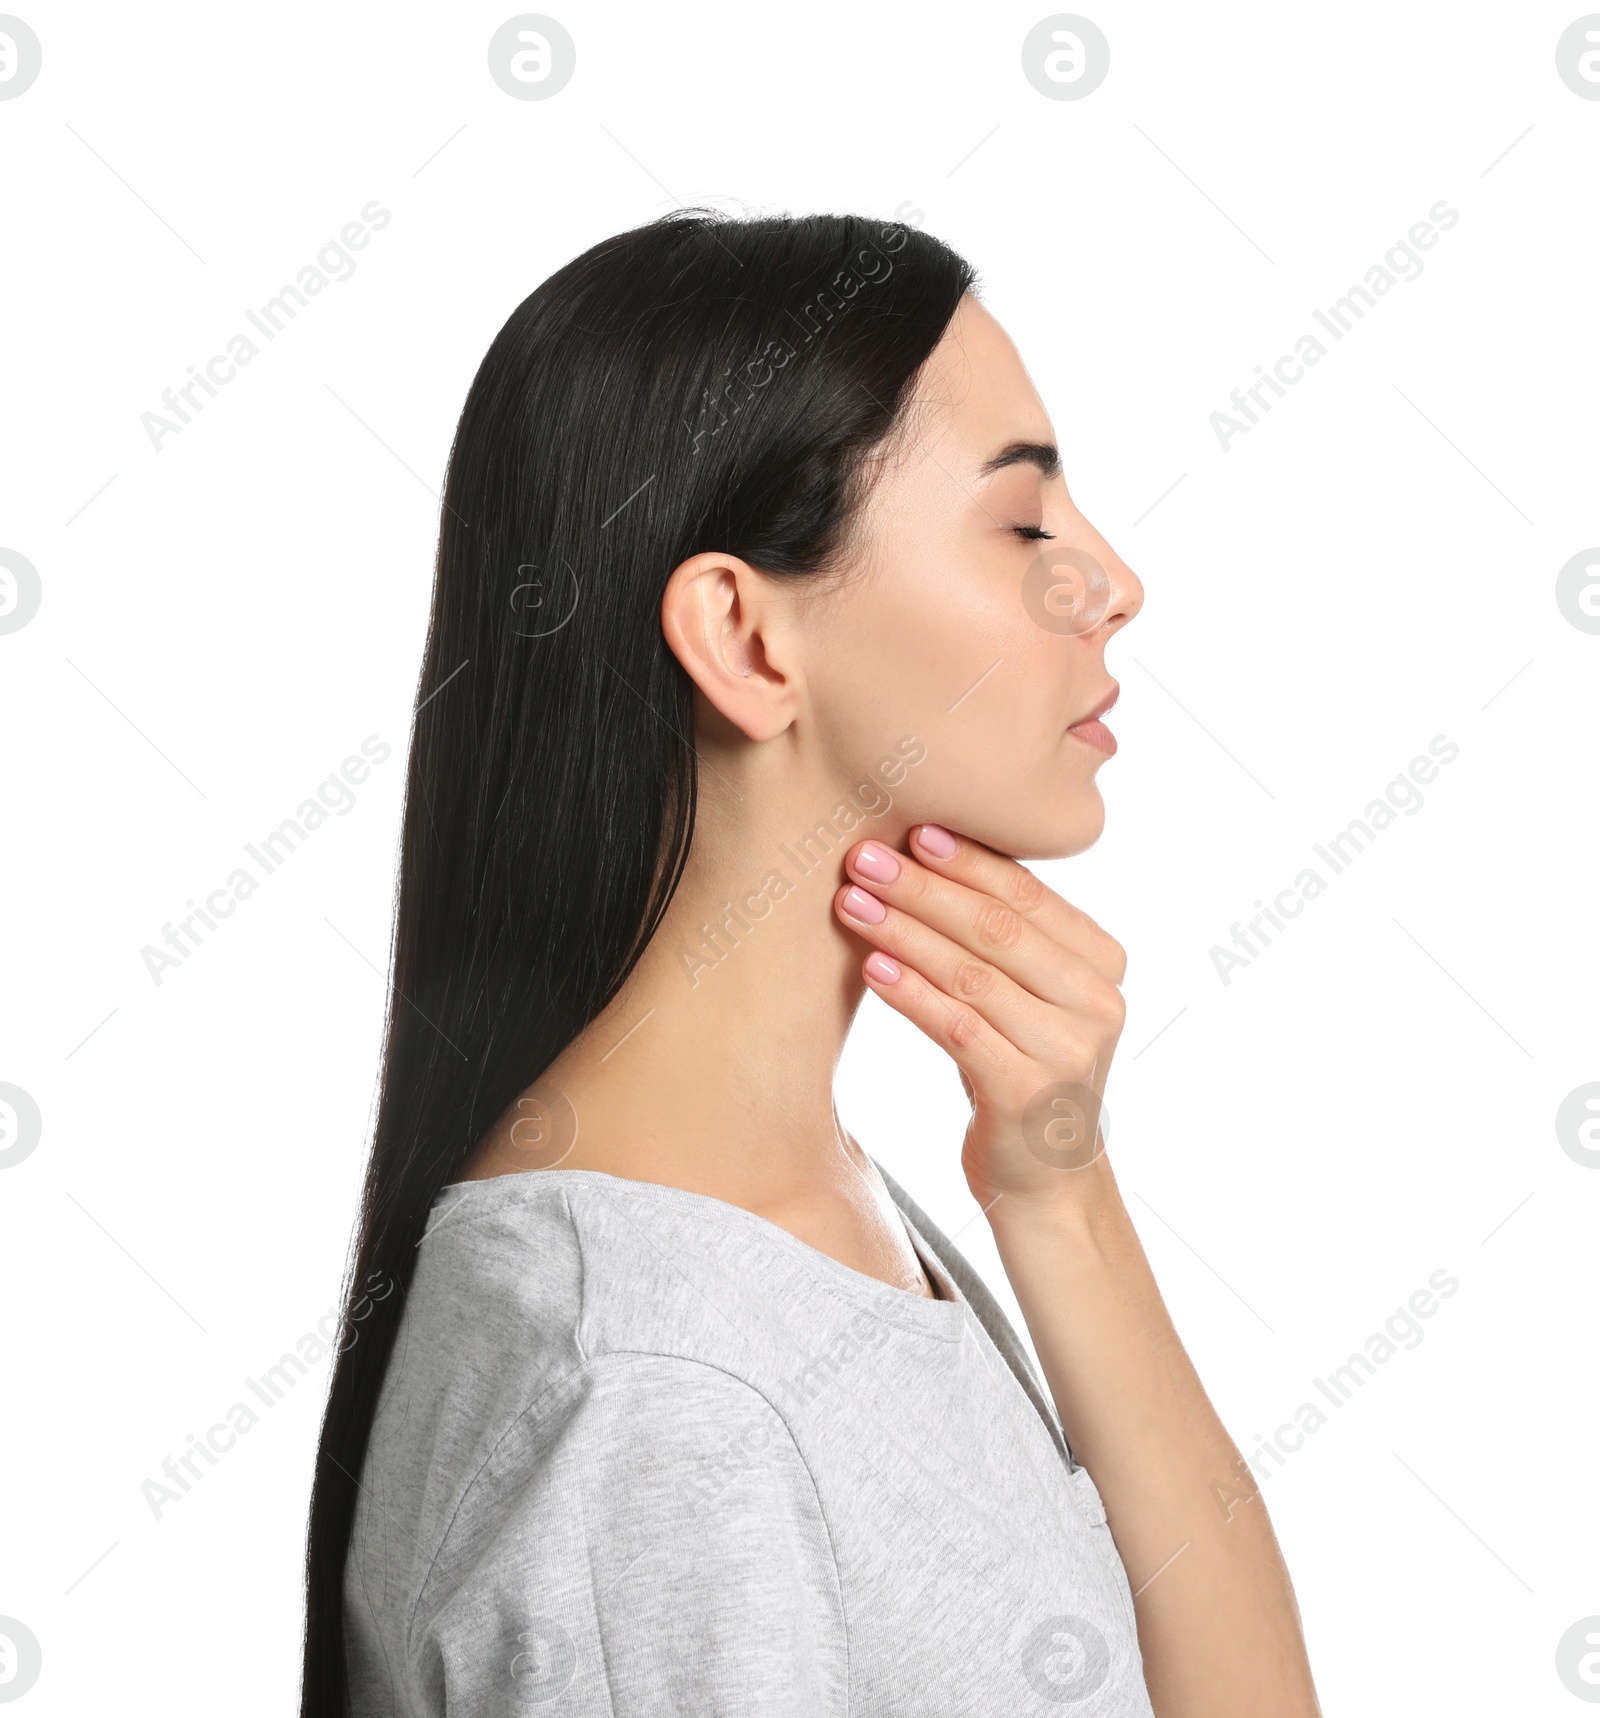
left=344, top=1167, right=1154, bottom=1716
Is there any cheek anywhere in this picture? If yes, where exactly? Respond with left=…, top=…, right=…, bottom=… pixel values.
left=810, top=544, right=1085, bottom=766
left=865, top=567, right=1063, bottom=742
left=811, top=575, right=1107, bottom=856
left=810, top=551, right=997, bottom=728
left=878, top=551, right=1031, bottom=694
left=900, top=647, right=1078, bottom=798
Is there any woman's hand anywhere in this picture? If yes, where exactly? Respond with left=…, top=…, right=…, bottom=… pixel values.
left=837, top=823, right=1323, bottom=1715
left=833, top=823, right=1127, bottom=1216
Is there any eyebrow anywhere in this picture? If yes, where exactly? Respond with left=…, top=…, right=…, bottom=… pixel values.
left=976, top=440, right=1061, bottom=481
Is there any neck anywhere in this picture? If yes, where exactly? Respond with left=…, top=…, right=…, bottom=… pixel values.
left=545, top=733, right=914, bottom=1206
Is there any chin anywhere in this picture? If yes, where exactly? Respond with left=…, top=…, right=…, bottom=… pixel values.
left=967, top=785, right=1107, bottom=863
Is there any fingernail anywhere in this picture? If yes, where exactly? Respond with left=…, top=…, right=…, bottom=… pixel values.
left=852, top=841, right=901, bottom=884
left=915, top=824, right=958, bottom=859
left=840, top=886, right=887, bottom=925
left=864, top=952, right=901, bottom=984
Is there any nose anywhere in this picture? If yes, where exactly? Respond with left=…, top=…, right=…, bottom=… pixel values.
left=1096, top=536, right=1143, bottom=637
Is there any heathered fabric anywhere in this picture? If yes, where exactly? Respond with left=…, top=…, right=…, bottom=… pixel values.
left=343, top=1167, right=1154, bottom=1716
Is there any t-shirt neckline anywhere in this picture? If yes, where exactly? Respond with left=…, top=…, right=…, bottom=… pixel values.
left=433, top=1165, right=969, bottom=1335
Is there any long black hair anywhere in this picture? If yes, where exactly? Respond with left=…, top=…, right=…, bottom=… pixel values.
left=300, top=208, right=977, bottom=1713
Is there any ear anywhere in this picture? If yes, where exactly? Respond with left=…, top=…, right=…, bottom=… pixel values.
left=660, top=551, right=800, bottom=743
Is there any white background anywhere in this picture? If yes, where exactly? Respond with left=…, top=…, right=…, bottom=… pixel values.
left=3, top=2, right=1597, bottom=1712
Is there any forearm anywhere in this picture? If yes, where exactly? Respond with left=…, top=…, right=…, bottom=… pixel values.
left=825, top=823, right=1320, bottom=1711
left=988, top=1156, right=1320, bottom=1718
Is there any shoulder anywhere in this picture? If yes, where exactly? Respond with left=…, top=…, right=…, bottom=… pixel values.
left=362, top=1174, right=841, bottom=1593
left=406, top=1352, right=845, bottom=1715
left=410, top=1167, right=916, bottom=1382
left=380, top=1174, right=794, bottom=1492
left=406, top=1169, right=827, bottom=1377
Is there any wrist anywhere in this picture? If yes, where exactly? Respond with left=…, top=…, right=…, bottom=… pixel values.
left=976, top=1150, right=1130, bottom=1249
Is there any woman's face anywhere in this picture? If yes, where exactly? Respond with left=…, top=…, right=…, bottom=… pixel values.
left=797, top=294, right=1143, bottom=861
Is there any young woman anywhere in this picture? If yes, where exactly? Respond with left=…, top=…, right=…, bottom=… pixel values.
left=302, top=210, right=1321, bottom=1716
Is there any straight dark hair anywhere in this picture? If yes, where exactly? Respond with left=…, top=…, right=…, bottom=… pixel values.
left=299, top=207, right=977, bottom=1713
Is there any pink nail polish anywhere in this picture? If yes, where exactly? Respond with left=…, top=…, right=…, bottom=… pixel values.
left=840, top=886, right=887, bottom=925
left=853, top=842, right=901, bottom=884
left=915, top=824, right=958, bottom=859
left=864, top=952, right=901, bottom=984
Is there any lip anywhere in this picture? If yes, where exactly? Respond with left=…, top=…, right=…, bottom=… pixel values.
left=1066, top=683, right=1119, bottom=756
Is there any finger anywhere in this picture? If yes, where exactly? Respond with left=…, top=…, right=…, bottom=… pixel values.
left=835, top=884, right=1115, bottom=1063
left=841, top=837, right=1120, bottom=1005
left=906, top=823, right=1126, bottom=984
left=854, top=945, right=1028, bottom=1100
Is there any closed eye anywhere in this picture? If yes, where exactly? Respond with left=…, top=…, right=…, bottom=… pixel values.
left=1013, top=525, right=1056, bottom=541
